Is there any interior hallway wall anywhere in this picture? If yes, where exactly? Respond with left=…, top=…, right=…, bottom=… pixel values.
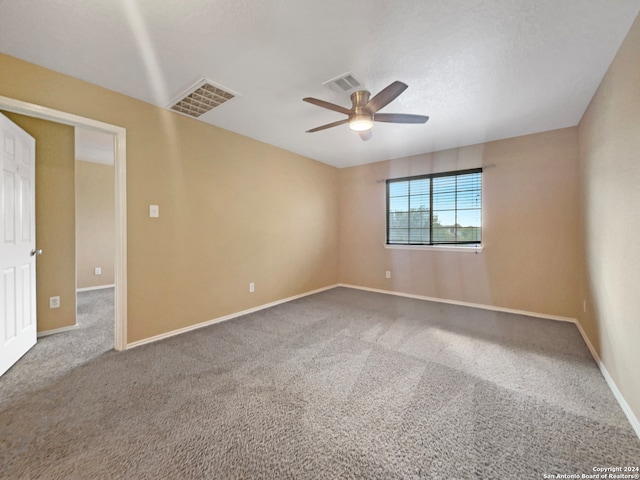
left=75, top=159, right=115, bottom=289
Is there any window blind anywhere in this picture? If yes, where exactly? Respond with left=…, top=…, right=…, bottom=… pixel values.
left=386, top=168, right=482, bottom=246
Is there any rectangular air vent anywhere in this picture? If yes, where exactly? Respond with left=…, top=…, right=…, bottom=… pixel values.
left=322, top=72, right=362, bottom=93
left=167, top=79, right=237, bottom=118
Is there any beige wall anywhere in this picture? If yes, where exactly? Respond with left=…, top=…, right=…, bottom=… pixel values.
left=577, top=14, right=640, bottom=425
left=339, top=128, right=580, bottom=319
left=2, top=112, right=76, bottom=332
left=75, top=160, right=115, bottom=289
left=0, top=53, right=339, bottom=343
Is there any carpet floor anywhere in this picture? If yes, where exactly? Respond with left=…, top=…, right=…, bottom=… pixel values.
left=1, top=287, right=638, bottom=479
left=0, top=288, right=114, bottom=409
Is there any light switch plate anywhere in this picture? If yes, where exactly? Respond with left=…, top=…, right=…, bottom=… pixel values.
left=149, top=204, right=159, bottom=218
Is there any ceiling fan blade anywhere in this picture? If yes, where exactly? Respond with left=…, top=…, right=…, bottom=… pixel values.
left=303, top=97, right=352, bottom=115
left=364, top=81, right=408, bottom=113
left=358, top=130, right=372, bottom=141
left=374, top=113, right=429, bottom=124
left=306, top=119, right=349, bottom=133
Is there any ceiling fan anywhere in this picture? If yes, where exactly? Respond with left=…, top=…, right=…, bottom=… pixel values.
left=303, top=81, right=429, bottom=141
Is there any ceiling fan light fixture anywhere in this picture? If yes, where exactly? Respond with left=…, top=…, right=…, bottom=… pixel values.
left=304, top=81, right=426, bottom=140
left=349, top=114, right=373, bottom=132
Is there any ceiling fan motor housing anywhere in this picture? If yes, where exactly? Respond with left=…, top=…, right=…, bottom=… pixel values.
left=349, top=90, right=373, bottom=131
left=351, top=90, right=371, bottom=112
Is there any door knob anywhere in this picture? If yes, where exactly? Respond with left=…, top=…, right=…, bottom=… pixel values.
left=30, top=248, right=42, bottom=257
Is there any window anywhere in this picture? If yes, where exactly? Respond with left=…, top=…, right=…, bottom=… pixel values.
left=386, top=168, right=482, bottom=246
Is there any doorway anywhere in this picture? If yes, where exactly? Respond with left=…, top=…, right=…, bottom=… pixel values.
left=0, top=95, right=127, bottom=351
left=74, top=127, right=116, bottom=355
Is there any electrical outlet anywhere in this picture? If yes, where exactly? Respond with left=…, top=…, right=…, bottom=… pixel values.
left=149, top=204, right=159, bottom=218
left=249, top=282, right=255, bottom=293
left=385, top=270, right=391, bottom=279
left=95, top=267, right=102, bottom=275
left=49, top=296, right=60, bottom=309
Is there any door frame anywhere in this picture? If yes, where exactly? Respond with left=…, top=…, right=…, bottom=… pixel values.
left=0, top=95, right=127, bottom=351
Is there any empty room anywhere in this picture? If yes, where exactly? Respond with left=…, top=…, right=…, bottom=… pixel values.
left=1, top=1, right=639, bottom=478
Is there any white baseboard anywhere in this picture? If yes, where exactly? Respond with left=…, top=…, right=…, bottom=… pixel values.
left=126, top=284, right=339, bottom=349
left=128, top=283, right=575, bottom=349
left=37, top=324, right=78, bottom=337
left=338, top=284, right=576, bottom=323
left=573, top=321, right=640, bottom=440
left=76, top=284, right=115, bottom=293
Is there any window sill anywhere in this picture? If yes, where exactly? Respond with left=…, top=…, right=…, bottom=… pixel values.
left=385, top=244, right=484, bottom=253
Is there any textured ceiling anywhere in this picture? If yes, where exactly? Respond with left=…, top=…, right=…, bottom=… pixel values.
left=1, top=0, right=639, bottom=168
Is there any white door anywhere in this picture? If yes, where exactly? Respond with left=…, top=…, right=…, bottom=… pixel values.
left=0, top=113, right=37, bottom=377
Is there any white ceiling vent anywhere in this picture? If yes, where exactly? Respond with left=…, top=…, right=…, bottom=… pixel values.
left=322, top=72, right=362, bottom=94
left=167, top=79, right=237, bottom=118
